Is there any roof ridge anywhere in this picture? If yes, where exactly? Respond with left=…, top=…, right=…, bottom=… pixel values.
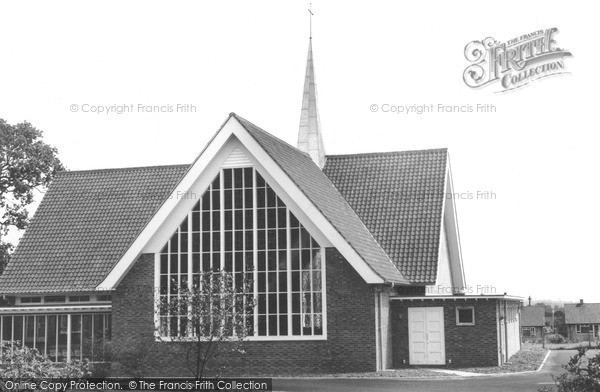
left=231, top=113, right=312, bottom=159
left=326, top=148, right=448, bottom=158
left=240, top=117, right=407, bottom=284
left=57, top=163, right=190, bottom=175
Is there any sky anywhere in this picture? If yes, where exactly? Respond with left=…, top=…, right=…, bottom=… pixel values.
left=1, top=0, right=598, bottom=303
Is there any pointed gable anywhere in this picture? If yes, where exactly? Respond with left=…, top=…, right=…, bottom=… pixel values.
left=0, top=114, right=418, bottom=295
left=323, top=149, right=448, bottom=284
left=236, top=115, right=406, bottom=285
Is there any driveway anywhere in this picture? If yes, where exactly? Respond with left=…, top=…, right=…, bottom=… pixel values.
left=273, top=350, right=576, bottom=392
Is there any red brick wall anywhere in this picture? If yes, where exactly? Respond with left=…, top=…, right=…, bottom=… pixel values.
left=391, top=299, right=500, bottom=367
left=111, top=248, right=377, bottom=376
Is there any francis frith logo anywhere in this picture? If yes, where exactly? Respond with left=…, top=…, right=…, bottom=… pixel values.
left=463, top=28, right=572, bottom=92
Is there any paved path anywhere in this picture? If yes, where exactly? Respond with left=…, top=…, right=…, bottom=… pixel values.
left=273, top=350, right=576, bottom=392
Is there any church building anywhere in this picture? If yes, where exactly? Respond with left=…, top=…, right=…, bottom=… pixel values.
left=0, top=35, right=523, bottom=374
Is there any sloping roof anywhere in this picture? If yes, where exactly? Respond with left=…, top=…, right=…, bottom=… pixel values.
left=235, top=114, right=407, bottom=284
left=521, top=306, right=546, bottom=327
left=323, top=149, right=447, bottom=283
left=0, top=114, right=443, bottom=294
left=0, top=165, right=188, bottom=294
left=565, top=303, right=600, bottom=324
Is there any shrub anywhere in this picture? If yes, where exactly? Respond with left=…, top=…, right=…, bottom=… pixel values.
left=539, top=345, right=600, bottom=392
left=0, top=340, right=90, bottom=392
left=547, top=334, right=566, bottom=344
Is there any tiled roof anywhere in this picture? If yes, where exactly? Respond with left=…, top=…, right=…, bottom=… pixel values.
left=0, top=165, right=189, bottom=294
left=235, top=114, right=407, bottom=284
left=521, top=306, right=546, bottom=327
left=0, top=114, right=440, bottom=294
left=565, top=303, right=600, bottom=324
left=323, top=149, right=448, bottom=283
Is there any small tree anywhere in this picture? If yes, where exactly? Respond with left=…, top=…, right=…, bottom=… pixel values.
left=156, top=271, right=255, bottom=379
left=0, top=119, right=65, bottom=275
left=539, top=345, right=600, bottom=392
left=554, top=310, right=568, bottom=338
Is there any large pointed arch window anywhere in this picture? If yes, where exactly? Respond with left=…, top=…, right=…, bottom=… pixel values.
left=158, top=167, right=325, bottom=339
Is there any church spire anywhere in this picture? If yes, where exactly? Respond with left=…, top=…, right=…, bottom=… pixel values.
left=297, top=5, right=326, bottom=168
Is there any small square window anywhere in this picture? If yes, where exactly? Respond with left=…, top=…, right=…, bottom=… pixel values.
left=456, top=306, right=475, bottom=325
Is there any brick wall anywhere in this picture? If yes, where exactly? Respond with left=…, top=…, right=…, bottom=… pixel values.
left=567, top=324, right=600, bottom=342
left=391, top=299, right=499, bottom=368
left=111, top=248, right=377, bottom=376
left=522, top=326, right=543, bottom=342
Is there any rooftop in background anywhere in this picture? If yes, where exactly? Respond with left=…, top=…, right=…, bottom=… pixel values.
left=565, top=302, right=600, bottom=324
left=390, top=294, right=523, bottom=302
left=521, top=306, right=546, bottom=327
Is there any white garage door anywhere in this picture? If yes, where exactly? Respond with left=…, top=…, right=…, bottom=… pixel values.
left=408, top=307, right=445, bottom=365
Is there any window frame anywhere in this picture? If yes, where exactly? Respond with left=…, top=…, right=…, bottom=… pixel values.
left=456, top=306, right=475, bottom=326
left=44, top=296, right=66, bottom=303
left=522, top=326, right=536, bottom=337
left=154, top=167, right=328, bottom=342
left=576, top=324, right=595, bottom=335
left=0, top=313, right=111, bottom=363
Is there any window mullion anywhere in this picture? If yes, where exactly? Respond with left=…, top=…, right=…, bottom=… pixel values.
left=91, top=315, right=94, bottom=361
left=188, top=212, right=193, bottom=337
left=252, top=168, right=258, bottom=337
left=220, top=169, right=225, bottom=276
left=310, top=249, right=315, bottom=335
left=167, top=239, right=171, bottom=338
left=80, top=315, right=83, bottom=362
left=66, top=315, right=71, bottom=362
left=321, top=247, right=327, bottom=338
left=220, top=169, right=226, bottom=334
left=177, top=227, right=181, bottom=337
left=33, top=315, right=37, bottom=350
left=286, top=209, right=292, bottom=336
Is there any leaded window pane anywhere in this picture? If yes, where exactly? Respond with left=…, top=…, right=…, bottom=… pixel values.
left=157, top=167, right=325, bottom=338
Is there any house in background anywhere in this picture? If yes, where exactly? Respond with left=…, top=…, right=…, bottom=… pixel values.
left=521, top=306, right=545, bottom=342
left=565, top=300, right=600, bottom=342
left=0, top=36, right=523, bottom=374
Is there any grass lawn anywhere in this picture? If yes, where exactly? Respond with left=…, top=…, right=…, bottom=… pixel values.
left=543, top=341, right=599, bottom=350
left=457, top=343, right=549, bottom=374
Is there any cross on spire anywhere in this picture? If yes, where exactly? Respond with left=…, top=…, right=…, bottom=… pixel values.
left=308, top=3, right=314, bottom=39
